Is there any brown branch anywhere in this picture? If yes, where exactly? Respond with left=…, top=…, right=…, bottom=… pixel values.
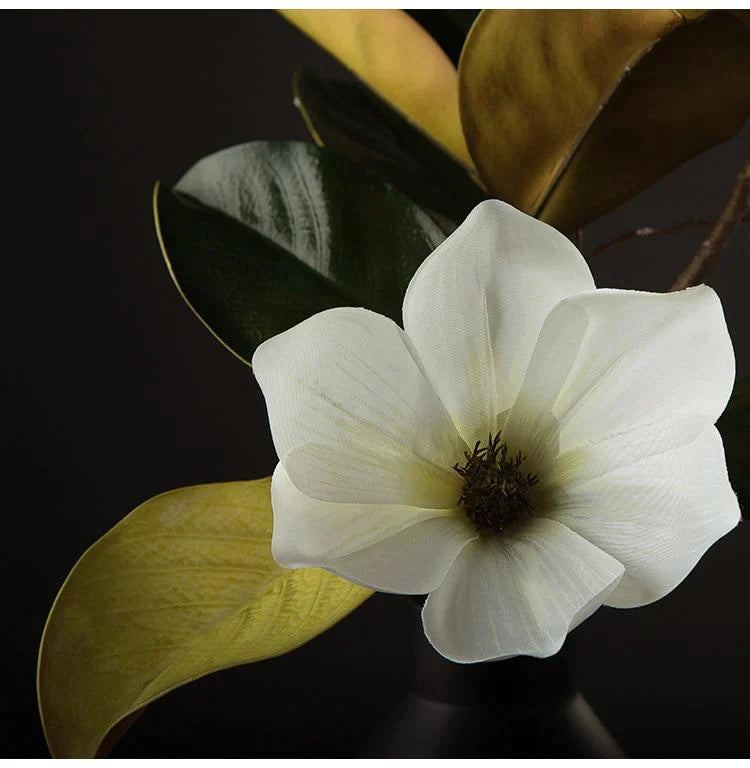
left=589, top=218, right=721, bottom=260
left=670, top=152, right=750, bottom=291
left=575, top=227, right=585, bottom=252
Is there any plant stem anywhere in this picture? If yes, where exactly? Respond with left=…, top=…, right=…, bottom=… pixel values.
left=576, top=227, right=585, bottom=252
left=670, top=151, right=750, bottom=291
left=589, top=218, right=719, bottom=259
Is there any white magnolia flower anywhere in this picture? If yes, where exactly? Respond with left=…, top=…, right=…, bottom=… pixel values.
left=253, top=200, right=739, bottom=663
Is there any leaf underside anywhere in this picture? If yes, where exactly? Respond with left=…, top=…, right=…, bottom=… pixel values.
left=279, top=9, right=471, bottom=165
left=37, top=479, right=372, bottom=757
left=459, top=9, right=750, bottom=233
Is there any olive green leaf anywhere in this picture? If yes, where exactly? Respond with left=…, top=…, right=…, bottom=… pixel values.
left=293, top=69, right=485, bottom=230
left=459, top=10, right=750, bottom=233
left=38, top=478, right=372, bottom=757
left=717, top=376, right=750, bottom=518
left=279, top=10, right=472, bottom=166
left=154, top=141, right=444, bottom=366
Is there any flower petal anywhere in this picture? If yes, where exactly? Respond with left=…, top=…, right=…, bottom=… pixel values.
left=553, top=426, right=740, bottom=608
left=545, top=413, right=710, bottom=491
left=422, top=518, right=623, bottom=663
left=505, top=285, right=734, bottom=464
left=253, top=307, right=465, bottom=507
left=271, top=464, right=477, bottom=593
left=402, top=200, right=594, bottom=446
left=503, top=285, right=735, bottom=466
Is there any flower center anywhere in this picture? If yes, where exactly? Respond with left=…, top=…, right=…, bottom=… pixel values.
left=453, top=432, right=538, bottom=536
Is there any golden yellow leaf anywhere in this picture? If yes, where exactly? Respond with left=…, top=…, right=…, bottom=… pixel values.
left=280, top=9, right=472, bottom=167
left=459, top=10, right=750, bottom=233
left=37, top=479, right=372, bottom=757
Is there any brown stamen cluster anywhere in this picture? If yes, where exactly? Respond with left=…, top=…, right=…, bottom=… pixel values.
left=453, top=432, right=538, bottom=535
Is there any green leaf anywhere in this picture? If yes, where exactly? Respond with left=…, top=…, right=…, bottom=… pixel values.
left=154, top=141, right=444, bottom=366
left=279, top=10, right=472, bottom=165
left=459, top=10, right=750, bottom=233
left=293, top=69, right=485, bottom=230
left=38, top=478, right=372, bottom=757
left=717, top=376, right=750, bottom=518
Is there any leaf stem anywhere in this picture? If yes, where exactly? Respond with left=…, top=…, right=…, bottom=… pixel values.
left=670, top=150, right=750, bottom=291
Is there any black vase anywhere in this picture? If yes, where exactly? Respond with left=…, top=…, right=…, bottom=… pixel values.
left=362, top=601, right=624, bottom=757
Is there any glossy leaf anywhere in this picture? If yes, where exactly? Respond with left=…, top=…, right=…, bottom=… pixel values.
left=279, top=10, right=472, bottom=166
left=293, top=69, right=485, bottom=229
left=459, top=10, right=750, bottom=233
left=154, top=141, right=444, bottom=365
left=38, top=479, right=372, bottom=757
left=717, top=376, right=750, bottom=518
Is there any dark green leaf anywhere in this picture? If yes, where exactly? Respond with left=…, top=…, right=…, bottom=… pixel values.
left=154, top=141, right=445, bottom=365
left=717, top=376, right=750, bottom=518
left=294, top=69, right=485, bottom=231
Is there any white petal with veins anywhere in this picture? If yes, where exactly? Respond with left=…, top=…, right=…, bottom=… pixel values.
left=403, top=200, right=594, bottom=447
left=271, top=463, right=477, bottom=593
left=504, top=286, right=734, bottom=466
left=422, top=518, right=624, bottom=663
left=253, top=307, right=465, bottom=508
left=552, top=426, right=740, bottom=608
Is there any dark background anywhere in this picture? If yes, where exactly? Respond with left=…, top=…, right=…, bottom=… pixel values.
left=3, top=11, right=749, bottom=757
